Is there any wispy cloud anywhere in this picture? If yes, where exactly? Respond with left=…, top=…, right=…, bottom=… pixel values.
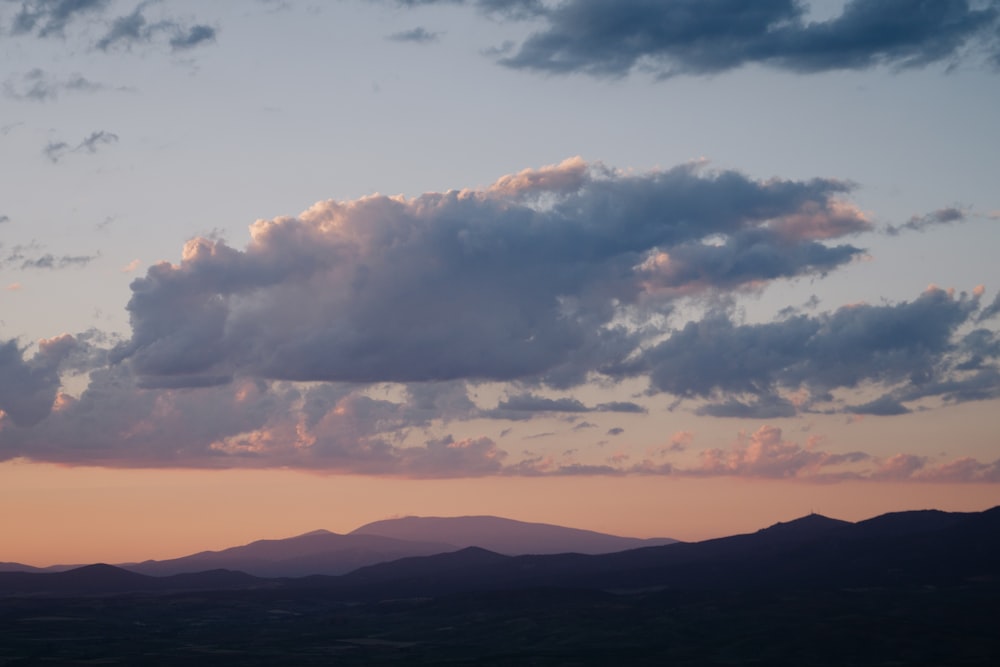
left=43, top=129, right=118, bottom=162
left=387, top=26, right=440, bottom=43
left=2, top=68, right=118, bottom=101
left=885, top=207, right=967, bottom=236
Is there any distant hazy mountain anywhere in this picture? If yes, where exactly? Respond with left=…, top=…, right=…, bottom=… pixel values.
left=122, top=530, right=456, bottom=577
left=120, top=515, right=676, bottom=577
left=350, top=515, right=678, bottom=555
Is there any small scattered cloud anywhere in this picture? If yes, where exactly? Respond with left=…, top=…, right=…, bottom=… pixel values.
left=5, top=283, right=22, bottom=291
left=2, top=242, right=98, bottom=271
left=96, top=5, right=216, bottom=52
left=387, top=26, right=440, bottom=43
left=2, top=69, right=116, bottom=101
left=9, top=0, right=109, bottom=38
left=667, top=430, right=693, bottom=452
left=4, top=0, right=216, bottom=53
left=44, top=130, right=118, bottom=162
left=19, top=253, right=97, bottom=270
left=121, top=259, right=141, bottom=273
left=886, top=207, right=967, bottom=236
left=169, top=24, right=216, bottom=51
left=607, top=426, right=624, bottom=436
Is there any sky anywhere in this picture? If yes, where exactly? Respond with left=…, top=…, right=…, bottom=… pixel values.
left=2, top=0, right=1000, bottom=566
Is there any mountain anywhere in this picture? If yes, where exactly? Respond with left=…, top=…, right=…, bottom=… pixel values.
left=122, top=530, right=457, bottom=577
left=350, top=515, right=678, bottom=555
left=3, top=506, right=997, bottom=598
left=296, top=506, right=1000, bottom=600
left=0, top=563, right=263, bottom=596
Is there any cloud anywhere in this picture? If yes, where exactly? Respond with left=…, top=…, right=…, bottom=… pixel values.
left=9, top=0, right=109, bottom=37
left=0, top=215, right=9, bottom=224
left=1, top=242, right=98, bottom=270
left=846, top=395, right=911, bottom=416
left=667, top=430, right=693, bottom=452
left=19, top=253, right=96, bottom=269
left=885, top=207, right=967, bottom=235
left=492, top=0, right=1000, bottom=78
left=690, top=425, right=869, bottom=480
left=3, top=69, right=112, bottom=101
left=0, top=359, right=503, bottom=476
left=387, top=26, right=440, bottom=43
left=95, top=8, right=215, bottom=52
left=0, top=334, right=80, bottom=427
left=696, top=394, right=798, bottom=418
left=44, top=130, right=117, bottom=162
left=4, top=0, right=216, bottom=52
left=110, top=158, right=871, bottom=389
left=169, top=24, right=216, bottom=51
left=384, top=0, right=545, bottom=20
left=483, top=392, right=645, bottom=420
left=594, top=400, right=645, bottom=414
left=639, top=286, right=994, bottom=414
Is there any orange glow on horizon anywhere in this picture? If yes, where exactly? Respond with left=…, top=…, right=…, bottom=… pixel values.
left=2, top=461, right=998, bottom=567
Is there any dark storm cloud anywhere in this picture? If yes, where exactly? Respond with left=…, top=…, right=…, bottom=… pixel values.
left=385, top=0, right=1000, bottom=78
left=108, top=158, right=870, bottom=388
left=387, top=26, right=440, bottom=43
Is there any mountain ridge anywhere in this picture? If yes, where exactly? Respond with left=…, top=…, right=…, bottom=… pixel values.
left=2, top=506, right=996, bottom=598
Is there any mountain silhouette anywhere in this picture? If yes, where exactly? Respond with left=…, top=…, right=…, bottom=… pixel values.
left=122, top=530, right=456, bottom=577
left=350, top=515, right=677, bottom=555
left=2, top=506, right=997, bottom=598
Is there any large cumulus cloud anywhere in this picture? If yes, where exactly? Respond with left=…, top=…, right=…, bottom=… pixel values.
left=3, top=158, right=999, bottom=478
left=111, top=158, right=870, bottom=388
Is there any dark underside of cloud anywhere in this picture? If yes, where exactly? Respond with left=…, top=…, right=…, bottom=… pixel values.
left=385, top=0, right=1000, bottom=77
left=0, top=159, right=997, bottom=477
